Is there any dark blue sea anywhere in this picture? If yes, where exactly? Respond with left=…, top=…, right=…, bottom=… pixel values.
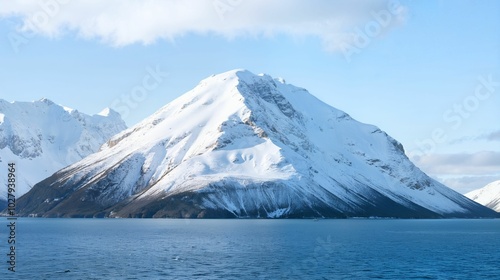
left=2, top=219, right=499, bottom=279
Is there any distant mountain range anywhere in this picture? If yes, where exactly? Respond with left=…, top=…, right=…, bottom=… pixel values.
left=12, top=70, right=499, bottom=218
left=0, top=98, right=126, bottom=208
left=466, top=180, right=500, bottom=212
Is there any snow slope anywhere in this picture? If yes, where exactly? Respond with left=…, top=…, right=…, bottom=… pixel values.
left=465, top=180, right=500, bottom=212
left=0, top=98, right=126, bottom=201
left=15, top=70, right=498, bottom=218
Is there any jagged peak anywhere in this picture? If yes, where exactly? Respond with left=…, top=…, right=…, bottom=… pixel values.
left=96, top=107, right=121, bottom=118
left=38, top=97, right=55, bottom=105
left=274, top=77, right=286, bottom=84
left=63, top=106, right=76, bottom=114
left=201, top=69, right=274, bottom=86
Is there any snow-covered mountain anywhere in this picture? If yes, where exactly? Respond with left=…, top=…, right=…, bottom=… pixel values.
left=0, top=98, right=126, bottom=205
left=465, top=180, right=500, bottom=212
left=16, top=70, right=498, bottom=218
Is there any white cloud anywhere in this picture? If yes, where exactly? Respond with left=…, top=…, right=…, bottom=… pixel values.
left=411, top=151, right=500, bottom=193
left=437, top=176, right=500, bottom=194
left=449, top=130, right=500, bottom=144
left=0, top=0, right=407, bottom=50
left=412, top=151, right=500, bottom=176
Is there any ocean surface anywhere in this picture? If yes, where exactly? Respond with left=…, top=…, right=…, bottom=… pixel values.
left=2, top=218, right=500, bottom=279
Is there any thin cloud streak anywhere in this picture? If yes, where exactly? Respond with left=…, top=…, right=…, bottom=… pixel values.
left=438, top=176, right=500, bottom=194
left=449, top=130, right=500, bottom=144
left=485, top=130, right=500, bottom=141
left=412, top=151, right=500, bottom=176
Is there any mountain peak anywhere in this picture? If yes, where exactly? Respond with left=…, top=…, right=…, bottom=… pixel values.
left=14, top=70, right=499, bottom=219
left=38, top=97, right=55, bottom=105
left=97, top=107, right=121, bottom=118
left=466, top=180, right=500, bottom=212
left=201, top=69, right=275, bottom=87
left=0, top=99, right=127, bottom=201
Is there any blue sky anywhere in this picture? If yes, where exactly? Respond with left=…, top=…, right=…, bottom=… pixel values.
left=0, top=0, right=499, bottom=193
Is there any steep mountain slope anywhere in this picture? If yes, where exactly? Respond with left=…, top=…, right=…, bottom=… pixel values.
left=465, top=180, right=500, bottom=212
left=16, top=70, right=498, bottom=218
left=0, top=98, right=126, bottom=206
